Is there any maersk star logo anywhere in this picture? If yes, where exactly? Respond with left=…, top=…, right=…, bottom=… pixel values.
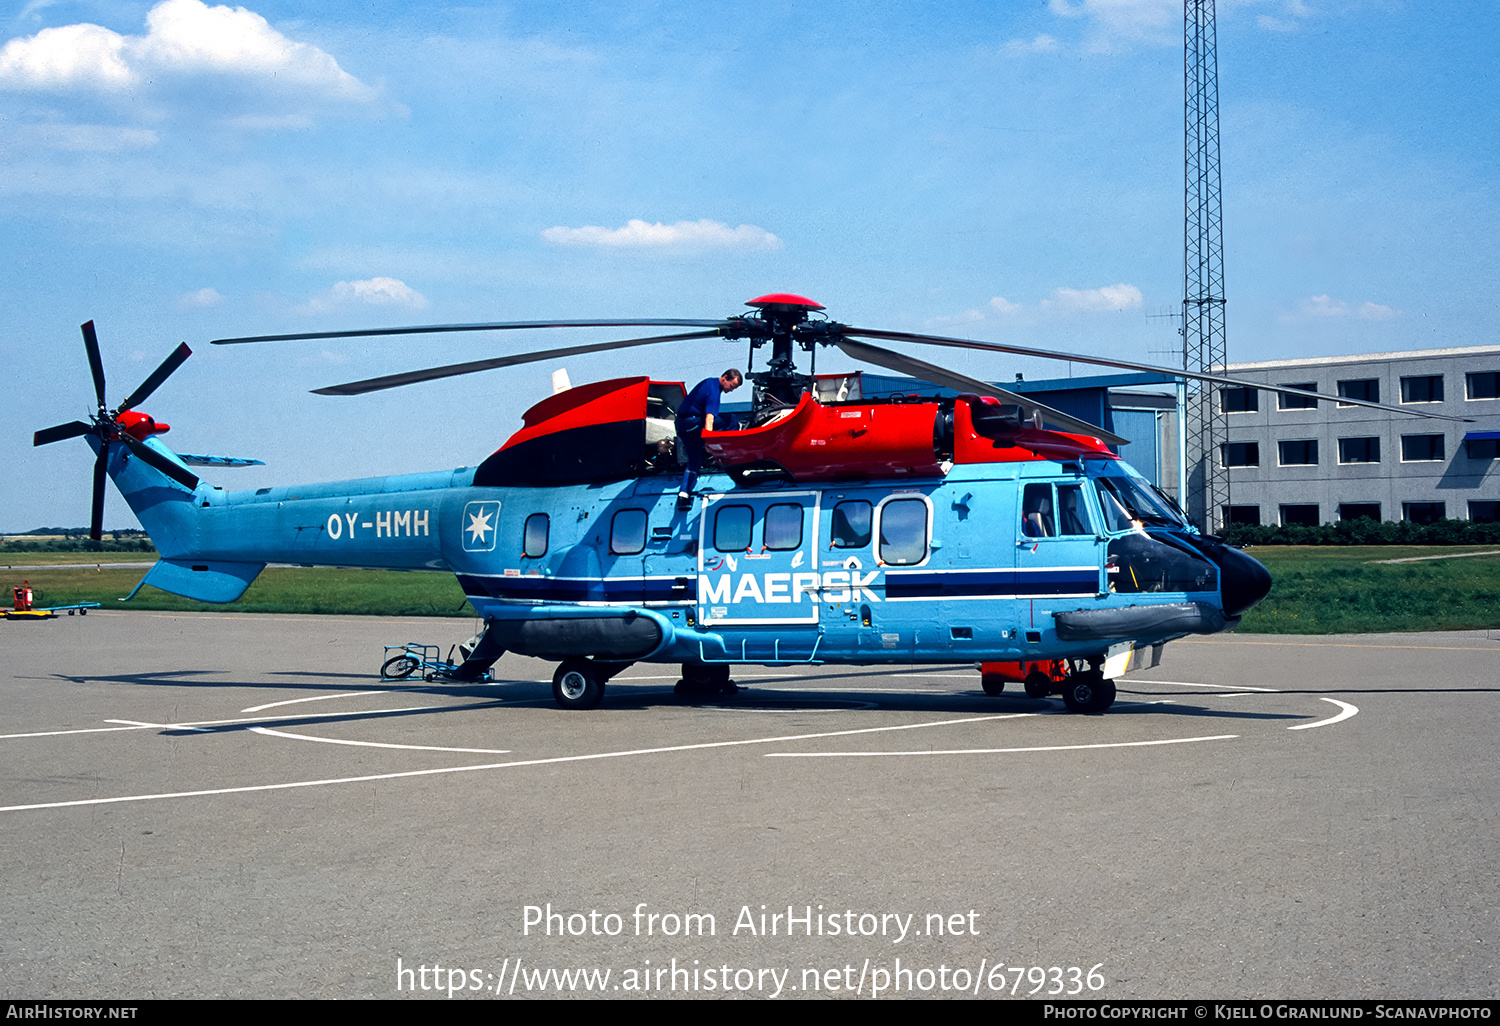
left=462, top=501, right=501, bottom=552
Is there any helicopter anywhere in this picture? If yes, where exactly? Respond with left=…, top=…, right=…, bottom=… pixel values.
left=32, top=293, right=1468, bottom=713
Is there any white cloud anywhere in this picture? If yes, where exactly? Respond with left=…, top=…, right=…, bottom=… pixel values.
left=1284, top=295, right=1400, bottom=323
left=1044, top=283, right=1144, bottom=312
left=301, top=277, right=428, bottom=314
left=1002, top=34, right=1061, bottom=57
left=0, top=0, right=375, bottom=101
left=15, top=122, right=159, bottom=151
left=177, top=287, right=223, bottom=308
left=1047, top=0, right=1178, bottom=48
left=932, top=284, right=1144, bottom=329
left=0, top=22, right=131, bottom=89
left=541, top=218, right=782, bottom=252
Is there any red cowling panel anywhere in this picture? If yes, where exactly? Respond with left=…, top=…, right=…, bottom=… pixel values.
left=745, top=293, right=824, bottom=310
left=499, top=377, right=651, bottom=452
left=703, top=392, right=944, bottom=480
left=117, top=409, right=169, bottom=440
left=951, top=398, right=1116, bottom=465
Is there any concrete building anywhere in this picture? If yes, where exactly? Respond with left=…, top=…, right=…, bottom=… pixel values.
left=1212, top=346, right=1500, bottom=527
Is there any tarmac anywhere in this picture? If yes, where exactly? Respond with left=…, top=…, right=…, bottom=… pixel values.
left=2, top=610, right=1497, bottom=1000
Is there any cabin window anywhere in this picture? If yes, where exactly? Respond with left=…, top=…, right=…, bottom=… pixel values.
left=523, top=513, right=549, bottom=558
left=1057, top=485, right=1092, bottom=535
left=609, top=509, right=648, bottom=555
left=830, top=501, right=873, bottom=548
left=879, top=498, right=928, bottom=565
left=713, top=505, right=753, bottom=552
left=1021, top=484, right=1055, bottom=537
left=763, top=504, right=803, bottom=551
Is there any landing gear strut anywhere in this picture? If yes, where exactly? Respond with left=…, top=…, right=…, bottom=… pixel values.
left=674, top=662, right=737, bottom=698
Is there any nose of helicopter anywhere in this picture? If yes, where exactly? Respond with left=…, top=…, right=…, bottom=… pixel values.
left=1215, top=544, right=1272, bottom=618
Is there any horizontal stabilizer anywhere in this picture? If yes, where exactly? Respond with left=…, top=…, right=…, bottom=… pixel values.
left=130, top=559, right=266, bottom=603
left=175, top=454, right=266, bottom=467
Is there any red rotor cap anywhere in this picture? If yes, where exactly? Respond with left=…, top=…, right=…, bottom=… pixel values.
left=746, top=293, right=824, bottom=311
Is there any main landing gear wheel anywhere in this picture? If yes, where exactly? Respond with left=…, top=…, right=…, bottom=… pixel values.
left=1023, top=670, right=1053, bottom=700
left=981, top=672, right=1006, bottom=697
left=1061, top=673, right=1115, bottom=715
left=382, top=654, right=419, bottom=680
left=552, top=659, right=606, bottom=710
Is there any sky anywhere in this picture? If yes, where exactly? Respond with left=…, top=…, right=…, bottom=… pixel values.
left=3, top=0, right=1497, bottom=531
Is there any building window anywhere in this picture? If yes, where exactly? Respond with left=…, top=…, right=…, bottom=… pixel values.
left=1220, top=387, right=1258, bottom=413
left=1278, top=439, right=1319, bottom=466
left=1400, top=375, right=1444, bottom=403
left=1466, top=437, right=1500, bottom=460
left=1403, top=502, right=1446, bottom=525
left=522, top=513, right=549, bottom=558
left=1400, top=434, right=1445, bottom=462
left=1220, top=441, right=1260, bottom=467
left=1337, top=437, right=1380, bottom=464
left=1277, top=383, right=1318, bottom=410
left=1470, top=501, right=1500, bottom=523
left=1280, top=504, right=1319, bottom=527
left=1337, top=378, right=1380, bottom=406
left=1225, top=505, right=1260, bottom=526
left=1338, top=503, right=1381, bottom=522
left=1466, top=371, right=1500, bottom=400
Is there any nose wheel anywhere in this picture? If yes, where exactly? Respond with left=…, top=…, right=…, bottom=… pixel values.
left=1061, top=671, right=1115, bottom=715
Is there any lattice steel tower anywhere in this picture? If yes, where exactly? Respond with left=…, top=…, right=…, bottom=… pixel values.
left=1183, top=0, right=1229, bottom=531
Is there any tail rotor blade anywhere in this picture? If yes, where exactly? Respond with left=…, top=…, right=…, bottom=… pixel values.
left=117, top=342, right=192, bottom=413
left=82, top=321, right=107, bottom=411
left=119, top=433, right=200, bottom=491
left=90, top=442, right=108, bottom=541
left=34, top=421, right=93, bottom=446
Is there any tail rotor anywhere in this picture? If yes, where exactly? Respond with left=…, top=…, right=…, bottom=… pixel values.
left=33, top=321, right=199, bottom=540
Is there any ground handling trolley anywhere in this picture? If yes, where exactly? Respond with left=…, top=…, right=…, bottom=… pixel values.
left=380, top=642, right=492, bottom=683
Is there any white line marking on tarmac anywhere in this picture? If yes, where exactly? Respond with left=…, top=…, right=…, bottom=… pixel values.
left=100, top=701, right=504, bottom=732
left=1287, top=698, right=1359, bottom=730
left=243, top=691, right=387, bottom=712
left=248, top=726, right=511, bottom=754
left=1123, top=679, right=1280, bottom=692
left=766, top=734, right=1239, bottom=758
left=0, top=713, right=1032, bottom=814
left=1, top=725, right=157, bottom=740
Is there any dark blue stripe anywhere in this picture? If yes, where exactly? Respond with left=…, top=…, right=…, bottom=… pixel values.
left=456, top=574, right=695, bottom=603
left=886, top=570, right=1098, bottom=598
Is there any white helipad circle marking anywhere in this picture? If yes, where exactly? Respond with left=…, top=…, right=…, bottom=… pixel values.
left=1287, top=698, right=1359, bottom=730
left=248, top=726, right=511, bottom=754
left=766, top=733, right=1239, bottom=758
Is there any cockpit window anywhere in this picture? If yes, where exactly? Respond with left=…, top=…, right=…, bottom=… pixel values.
left=1094, top=475, right=1186, bottom=532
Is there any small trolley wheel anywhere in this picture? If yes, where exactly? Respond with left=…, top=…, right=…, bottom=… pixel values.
left=382, top=654, right=420, bottom=680
left=981, top=673, right=1006, bottom=697
left=552, top=659, right=605, bottom=710
left=1061, top=673, right=1115, bottom=715
left=1023, top=670, right=1052, bottom=699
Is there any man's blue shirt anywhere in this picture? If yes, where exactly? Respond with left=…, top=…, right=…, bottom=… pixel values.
left=677, top=377, right=721, bottom=434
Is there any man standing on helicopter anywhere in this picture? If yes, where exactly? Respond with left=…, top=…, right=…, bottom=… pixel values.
left=676, top=368, right=743, bottom=508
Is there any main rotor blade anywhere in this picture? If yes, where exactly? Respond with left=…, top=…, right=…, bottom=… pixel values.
left=841, top=327, right=1473, bottom=423
left=833, top=337, right=1130, bottom=446
left=33, top=421, right=93, bottom=447
left=90, top=442, right=108, bottom=541
left=311, top=330, right=725, bottom=396
left=212, top=319, right=732, bottom=345
left=119, top=434, right=200, bottom=491
left=81, top=321, right=107, bottom=410
left=116, top=343, right=192, bottom=413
